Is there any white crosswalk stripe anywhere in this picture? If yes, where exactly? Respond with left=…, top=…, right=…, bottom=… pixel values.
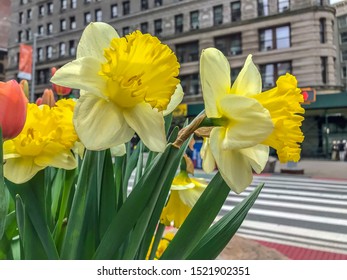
left=220, top=175, right=347, bottom=254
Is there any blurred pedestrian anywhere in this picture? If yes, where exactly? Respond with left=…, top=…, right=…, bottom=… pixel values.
left=338, top=140, right=346, bottom=162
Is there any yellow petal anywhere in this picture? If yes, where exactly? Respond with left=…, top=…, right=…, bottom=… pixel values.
left=239, top=144, right=269, bottom=174
left=200, top=137, right=216, bottom=173
left=50, top=57, right=106, bottom=96
left=77, top=22, right=119, bottom=59
left=123, top=103, right=166, bottom=152
left=74, top=94, right=134, bottom=150
left=230, top=54, right=262, bottom=96
left=200, top=48, right=231, bottom=118
left=218, top=95, right=274, bottom=149
left=163, top=83, right=184, bottom=116
left=4, top=157, right=44, bottom=184
left=210, top=128, right=254, bottom=193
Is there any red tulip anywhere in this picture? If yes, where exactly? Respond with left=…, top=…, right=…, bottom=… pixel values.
left=51, top=67, right=72, bottom=96
left=0, top=80, right=28, bottom=140
left=35, top=97, right=43, bottom=106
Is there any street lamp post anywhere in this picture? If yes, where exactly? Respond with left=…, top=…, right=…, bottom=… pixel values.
left=30, top=33, right=38, bottom=103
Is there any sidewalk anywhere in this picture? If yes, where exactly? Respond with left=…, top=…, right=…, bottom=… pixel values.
left=274, top=158, right=347, bottom=180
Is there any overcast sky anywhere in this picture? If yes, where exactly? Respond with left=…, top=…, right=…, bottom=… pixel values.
left=330, top=0, right=344, bottom=3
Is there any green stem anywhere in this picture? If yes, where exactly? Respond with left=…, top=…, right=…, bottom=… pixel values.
left=148, top=223, right=165, bottom=260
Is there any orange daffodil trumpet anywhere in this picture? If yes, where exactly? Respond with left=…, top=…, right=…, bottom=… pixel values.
left=51, top=22, right=181, bottom=152
left=200, top=48, right=304, bottom=194
left=3, top=99, right=78, bottom=184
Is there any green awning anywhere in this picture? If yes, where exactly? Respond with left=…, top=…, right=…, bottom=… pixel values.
left=303, top=93, right=347, bottom=110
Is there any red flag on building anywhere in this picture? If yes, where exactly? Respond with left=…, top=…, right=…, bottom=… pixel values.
left=18, top=44, right=32, bottom=80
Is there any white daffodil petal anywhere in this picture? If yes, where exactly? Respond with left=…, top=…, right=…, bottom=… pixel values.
left=77, top=22, right=119, bottom=60
left=240, top=144, right=269, bottom=174
left=230, top=54, right=262, bottom=96
left=4, top=157, right=44, bottom=184
left=163, top=83, right=184, bottom=116
left=50, top=57, right=106, bottom=96
left=219, top=95, right=274, bottom=150
left=200, top=137, right=216, bottom=173
left=178, top=187, right=206, bottom=208
left=210, top=127, right=254, bottom=194
left=200, top=48, right=231, bottom=118
left=124, top=103, right=167, bottom=152
left=74, top=94, right=134, bottom=150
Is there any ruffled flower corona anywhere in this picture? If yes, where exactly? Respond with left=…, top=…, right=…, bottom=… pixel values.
left=0, top=80, right=28, bottom=140
left=160, top=171, right=207, bottom=228
left=200, top=48, right=304, bottom=193
left=3, top=99, right=78, bottom=184
left=51, top=22, right=181, bottom=152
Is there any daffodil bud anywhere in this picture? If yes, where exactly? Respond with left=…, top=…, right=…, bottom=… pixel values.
left=41, top=89, right=56, bottom=107
left=51, top=67, right=72, bottom=96
left=0, top=80, right=28, bottom=140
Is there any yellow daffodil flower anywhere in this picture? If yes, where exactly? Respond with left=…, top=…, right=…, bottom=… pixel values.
left=146, top=232, right=175, bottom=260
left=51, top=22, right=181, bottom=152
left=160, top=171, right=207, bottom=228
left=200, top=48, right=304, bottom=193
left=3, top=99, right=78, bottom=184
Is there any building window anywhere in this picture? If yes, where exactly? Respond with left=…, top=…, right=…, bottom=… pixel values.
left=213, top=5, right=223, bottom=25
left=18, top=31, right=24, bottom=43
left=38, top=25, right=44, bottom=35
left=341, top=32, right=347, bottom=44
left=59, top=42, right=66, bottom=57
left=37, top=47, right=44, bottom=62
left=111, top=4, right=118, bottom=18
left=95, top=9, right=102, bottom=22
left=141, top=0, right=148, bottom=10
left=154, top=19, right=162, bottom=36
left=39, top=5, right=45, bottom=17
left=180, top=74, right=199, bottom=95
left=122, top=26, right=130, bottom=36
left=46, top=46, right=53, bottom=59
left=37, top=69, right=50, bottom=85
left=190, top=11, right=199, bottom=30
left=19, top=12, right=24, bottom=24
left=47, top=23, right=53, bottom=35
left=341, top=50, right=347, bottom=61
left=26, top=29, right=32, bottom=41
left=175, top=14, right=184, bottom=34
left=47, top=2, right=53, bottom=14
left=259, top=25, right=290, bottom=51
left=338, top=15, right=347, bottom=28
left=69, top=40, right=76, bottom=56
left=175, top=41, right=199, bottom=63
left=231, top=67, right=242, bottom=83
left=85, top=0, right=91, bottom=3
left=61, top=0, right=67, bottom=10
left=320, top=18, right=326, bottom=44
left=258, top=0, right=269, bottom=16
left=231, top=1, right=241, bottom=22
left=155, top=0, right=162, bottom=7
left=278, top=0, right=289, bottom=12
left=260, top=61, right=291, bottom=88
left=60, top=19, right=67, bottom=31
left=84, top=12, right=92, bottom=25
left=69, top=16, right=76, bottom=29
left=123, top=1, right=130, bottom=15
left=71, top=0, right=77, bottom=9
left=140, top=22, right=148, bottom=33
left=321, top=57, right=327, bottom=84
left=214, top=33, right=242, bottom=56
left=27, top=9, right=32, bottom=21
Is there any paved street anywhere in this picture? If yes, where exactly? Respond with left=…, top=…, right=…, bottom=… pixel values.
left=219, top=174, right=347, bottom=255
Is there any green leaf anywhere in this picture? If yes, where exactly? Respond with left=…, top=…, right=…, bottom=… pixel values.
left=60, top=150, right=98, bottom=259
left=93, top=144, right=185, bottom=260
left=187, top=183, right=264, bottom=259
left=6, top=172, right=59, bottom=259
left=0, top=127, right=9, bottom=239
left=0, top=211, right=17, bottom=260
left=160, top=172, right=230, bottom=260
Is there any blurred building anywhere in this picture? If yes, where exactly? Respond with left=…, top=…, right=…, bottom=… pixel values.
left=4, top=0, right=347, bottom=157
left=0, top=0, right=11, bottom=81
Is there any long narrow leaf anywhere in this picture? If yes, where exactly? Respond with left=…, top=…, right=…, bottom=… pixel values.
left=0, top=128, right=9, bottom=239
left=187, top=183, right=264, bottom=259
left=160, top=172, right=230, bottom=260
